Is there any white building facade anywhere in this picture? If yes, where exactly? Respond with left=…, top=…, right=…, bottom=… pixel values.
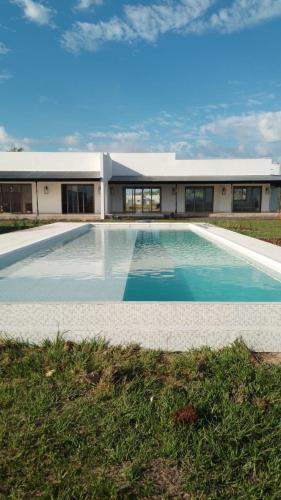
left=0, top=152, right=280, bottom=218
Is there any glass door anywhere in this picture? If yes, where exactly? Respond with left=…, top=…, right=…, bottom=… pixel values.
left=62, top=185, right=94, bottom=214
left=134, top=188, right=143, bottom=213
left=185, top=187, right=214, bottom=212
left=124, top=187, right=161, bottom=213
left=233, top=187, right=261, bottom=212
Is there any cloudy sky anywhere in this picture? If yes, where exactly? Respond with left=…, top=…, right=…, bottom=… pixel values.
left=1, top=0, right=281, bottom=159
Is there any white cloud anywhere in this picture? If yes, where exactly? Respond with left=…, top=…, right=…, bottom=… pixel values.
left=169, top=141, right=192, bottom=154
left=198, top=110, right=281, bottom=158
left=62, top=0, right=213, bottom=52
left=0, top=42, right=10, bottom=55
left=0, top=71, right=13, bottom=82
left=200, top=111, right=281, bottom=144
left=62, top=132, right=81, bottom=146
left=123, top=0, right=212, bottom=42
left=58, top=109, right=281, bottom=160
left=12, top=0, right=55, bottom=26
left=0, top=125, right=33, bottom=151
left=86, top=129, right=150, bottom=152
left=58, top=129, right=151, bottom=152
left=75, top=0, right=103, bottom=11
left=62, top=0, right=281, bottom=52
left=0, top=126, right=11, bottom=145
left=89, top=130, right=149, bottom=140
left=205, top=0, right=281, bottom=34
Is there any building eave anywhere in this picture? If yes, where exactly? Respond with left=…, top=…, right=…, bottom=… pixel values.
left=109, top=175, right=281, bottom=185
left=0, top=171, right=101, bottom=181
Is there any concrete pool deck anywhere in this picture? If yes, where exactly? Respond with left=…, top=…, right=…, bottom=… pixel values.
left=0, top=222, right=88, bottom=256
left=0, top=222, right=281, bottom=352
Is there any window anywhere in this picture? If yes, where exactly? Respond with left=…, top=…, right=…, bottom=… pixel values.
left=185, top=187, right=214, bottom=212
left=233, top=188, right=247, bottom=201
left=233, top=187, right=261, bottom=212
left=0, top=184, right=32, bottom=214
left=124, top=187, right=161, bottom=213
left=62, top=185, right=94, bottom=214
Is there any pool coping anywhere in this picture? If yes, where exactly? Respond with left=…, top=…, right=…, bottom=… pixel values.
left=0, top=222, right=90, bottom=257
left=0, top=221, right=281, bottom=351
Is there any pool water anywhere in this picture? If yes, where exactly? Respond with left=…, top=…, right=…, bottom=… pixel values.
left=0, top=227, right=281, bottom=302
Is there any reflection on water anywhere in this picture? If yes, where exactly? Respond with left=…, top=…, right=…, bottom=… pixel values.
left=0, top=227, right=281, bottom=302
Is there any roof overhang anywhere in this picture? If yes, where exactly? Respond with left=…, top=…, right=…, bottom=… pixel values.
left=109, top=175, right=281, bottom=186
left=0, top=171, right=101, bottom=181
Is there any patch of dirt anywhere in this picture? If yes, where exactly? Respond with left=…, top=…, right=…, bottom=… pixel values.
left=83, top=370, right=101, bottom=384
left=157, top=352, right=171, bottom=365
left=174, top=405, right=199, bottom=424
left=260, top=238, right=281, bottom=247
left=257, top=352, right=281, bottom=365
left=249, top=352, right=262, bottom=365
left=252, top=397, right=270, bottom=410
left=63, top=340, right=74, bottom=352
left=144, top=458, right=190, bottom=499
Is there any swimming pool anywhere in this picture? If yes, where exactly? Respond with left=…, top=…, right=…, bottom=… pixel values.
left=1, top=225, right=281, bottom=302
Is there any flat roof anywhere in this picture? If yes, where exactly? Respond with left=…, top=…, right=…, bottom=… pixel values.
left=109, top=175, right=281, bottom=185
left=0, top=171, right=101, bottom=181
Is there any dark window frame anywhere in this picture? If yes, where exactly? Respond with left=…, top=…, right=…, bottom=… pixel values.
left=185, top=186, right=214, bottom=213
left=123, top=186, right=162, bottom=213
left=232, top=186, right=262, bottom=213
left=61, top=184, right=95, bottom=214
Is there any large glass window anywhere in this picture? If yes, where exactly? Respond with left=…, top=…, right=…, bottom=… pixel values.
left=124, top=187, right=161, bottom=212
left=185, top=187, right=214, bottom=212
left=62, top=185, right=94, bottom=214
left=233, top=186, right=261, bottom=212
left=0, top=184, right=32, bottom=213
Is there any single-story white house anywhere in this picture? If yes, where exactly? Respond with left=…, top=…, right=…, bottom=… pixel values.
left=0, top=152, right=280, bottom=218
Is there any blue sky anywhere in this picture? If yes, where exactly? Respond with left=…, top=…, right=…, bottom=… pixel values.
left=1, top=0, right=281, bottom=159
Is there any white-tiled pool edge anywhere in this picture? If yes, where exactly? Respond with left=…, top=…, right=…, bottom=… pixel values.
left=0, top=222, right=91, bottom=257
left=1, top=302, right=281, bottom=352
left=189, top=223, right=281, bottom=279
left=1, top=222, right=281, bottom=352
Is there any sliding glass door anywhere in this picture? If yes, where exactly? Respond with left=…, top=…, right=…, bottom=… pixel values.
left=233, top=186, right=261, bottom=212
left=124, top=187, right=161, bottom=213
left=0, top=184, right=32, bottom=214
left=62, top=185, right=94, bottom=214
left=185, top=187, right=214, bottom=212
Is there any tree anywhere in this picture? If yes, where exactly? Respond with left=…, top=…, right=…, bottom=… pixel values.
left=8, top=146, right=24, bottom=152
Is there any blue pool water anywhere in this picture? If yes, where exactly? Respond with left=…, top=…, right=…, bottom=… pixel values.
left=0, top=226, right=281, bottom=302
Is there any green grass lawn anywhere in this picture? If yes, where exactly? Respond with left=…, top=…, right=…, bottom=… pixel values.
left=204, top=218, right=281, bottom=242
left=0, top=219, right=47, bottom=234
left=1, top=338, right=281, bottom=499
left=1, top=217, right=281, bottom=244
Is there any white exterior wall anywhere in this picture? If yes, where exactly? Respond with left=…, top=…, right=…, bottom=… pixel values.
left=261, top=184, right=271, bottom=212
left=213, top=185, right=232, bottom=212
left=111, top=153, right=279, bottom=177
left=0, top=152, right=102, bottom=172
left=161, top=185, right=176, bottom=212
left=100, top=154, right=113, bottom=218
left=37, top=182, right=61, bottom=214
left=110, top=185, right=123, bottom=212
